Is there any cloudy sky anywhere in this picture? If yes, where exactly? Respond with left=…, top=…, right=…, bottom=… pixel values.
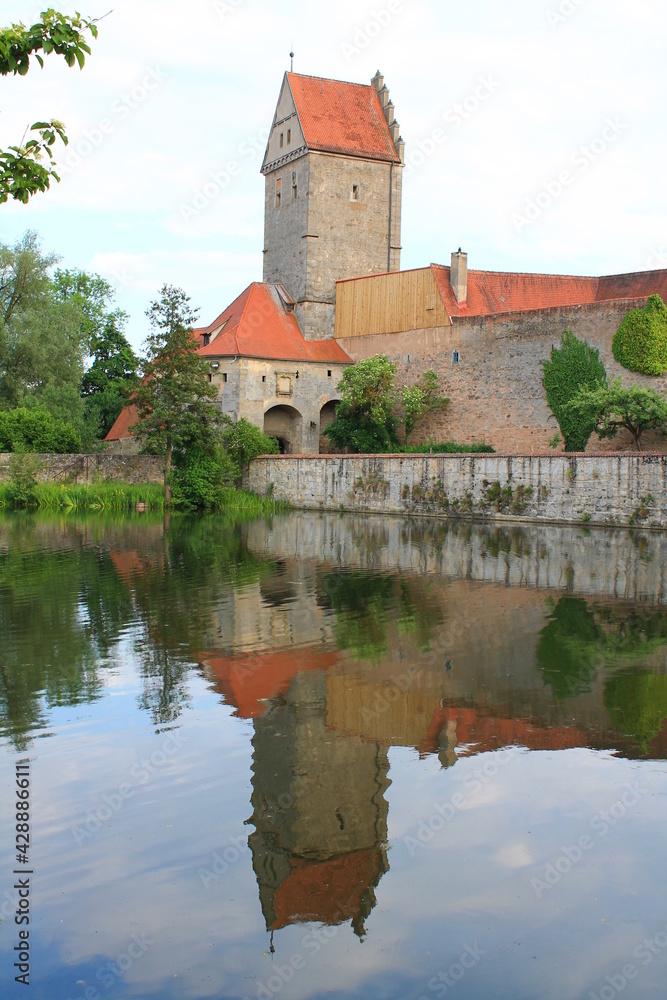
left=2, top=0, right=666, bottom=349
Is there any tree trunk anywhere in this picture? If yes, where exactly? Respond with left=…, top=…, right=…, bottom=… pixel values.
left=164, top=436, right=172, bottom=504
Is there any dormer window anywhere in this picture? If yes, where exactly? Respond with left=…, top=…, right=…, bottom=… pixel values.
left=202, top=334, right=210, bottom=347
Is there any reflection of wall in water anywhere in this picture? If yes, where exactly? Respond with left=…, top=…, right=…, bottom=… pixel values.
left=248, top=670, right=389, bottom=937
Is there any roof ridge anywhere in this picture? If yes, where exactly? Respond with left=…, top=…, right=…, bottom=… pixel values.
left=287, top=70, right=376, bottom=89
left=432, top=263, right=600, bottom=280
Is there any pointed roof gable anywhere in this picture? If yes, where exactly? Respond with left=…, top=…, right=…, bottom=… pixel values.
left=263, top=72, right=400, bottom=170
left=196, top=282, right=350, bottom=363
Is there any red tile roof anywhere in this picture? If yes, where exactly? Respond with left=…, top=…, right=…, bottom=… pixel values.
left=106, top=403, right=139, bottom=441
left=197, top=282, right=350, bottom=363
left=431, top=264, right=667, bottom=319
left=287, top=72, right=400, bottom=164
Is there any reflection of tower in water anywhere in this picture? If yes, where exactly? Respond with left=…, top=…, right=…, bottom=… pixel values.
left=248, top=670, right=390, bottom=940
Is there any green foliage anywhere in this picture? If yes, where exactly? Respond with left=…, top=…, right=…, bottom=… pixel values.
left=0, top=8, right=99, bottom=203
left=170, top=447, right=237, bottom=512
left=132, top=285, right=220, bottom=498
left=0, top=233, right=91, bottom=442
left=613, top=295, right=667, bottom=376
left=401, top=370, right=449, bottom=442
left=0, top=480, right=164, bottom=512
left=325, top=355, right=400, bottom=453
left=403, top=440, right=494, bottom=454
left=0, top=406, right=81, bottom=452
left=541, top=332, right=607, bottom=451
left=221, top=417, right=280, bottom=475
left=3, top=452, right=40, bottom=508
left=564, top=378, right=667, bottom=451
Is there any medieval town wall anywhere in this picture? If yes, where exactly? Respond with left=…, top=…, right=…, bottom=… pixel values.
left=245, top=452, right=667, bottom=530
left=0, top=453, right=165, bottom=484
left=337, top=297, right=667, bottom=454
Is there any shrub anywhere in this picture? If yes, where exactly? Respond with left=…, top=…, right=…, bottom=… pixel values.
left=541, top=332, right=607, bottom=452
left=0, top=407, right=82, bottom=453
left=221, top=418, right=280, bottom=474
left=170, top=447, right=237, bottom=511
left=3, top=453, right=41, bottom=508
left=612, top=295, right=667, bottom=376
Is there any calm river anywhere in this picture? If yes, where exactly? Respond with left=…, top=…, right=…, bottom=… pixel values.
left=1, top=512, right=666, bottom=1000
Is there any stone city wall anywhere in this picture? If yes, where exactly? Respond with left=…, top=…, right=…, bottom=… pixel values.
left=0, top=453, right=164, bottom=484
left=337, top=298, right=667, bottom=454
left=245, top=452, right=667, bottom=530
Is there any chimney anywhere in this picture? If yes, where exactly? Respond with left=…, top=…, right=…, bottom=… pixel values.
left=450, top=248, right=467, bottom=304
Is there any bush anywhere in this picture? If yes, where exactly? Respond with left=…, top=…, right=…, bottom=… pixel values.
left=0, top=407, right=82, bottom=453
left=542, top=332, right=607, bottom=452
left=325, top=408, right=400, bottom=453
left=613, top=295, right=667, bottom=376
left=3, top=453, right=40, bottom=508
left=170, top=447, right=238, bottom=511
left=221, top=418, right=280, bottom=473
left=404, top=440, right=494, bottom=454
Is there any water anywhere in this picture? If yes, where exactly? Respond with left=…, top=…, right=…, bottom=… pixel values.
left=0, top=511, right=666, bottom=1000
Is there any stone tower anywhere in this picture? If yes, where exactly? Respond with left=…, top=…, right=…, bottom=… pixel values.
left=261, top=70, right=405, bottom=341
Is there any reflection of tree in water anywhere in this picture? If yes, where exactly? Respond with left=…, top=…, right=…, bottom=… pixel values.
left=604, top=672, right=667, bottom=753
left=0, top=518, right=133, bottom=749
left=318, top=570, right=443, bottom=659
left=0, top=513, right=274, bottom=740
left=120, top=517, right=274, bottom=727
left=538, top=596, right=667, bottom=752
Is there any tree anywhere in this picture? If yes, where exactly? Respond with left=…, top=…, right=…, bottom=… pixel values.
left=325, top=355, right=400, bottom=453
left=401, top=370, right=449, bottom=443
left=131, top=285, right=220, bottom=502
left=612, top=295, right=667, bottom=376
left=541, top=332, right=608, bottom=452
left=221, top=417, right=279, bottom=478
left=1, top=9, right=99, bottom=203
left=0, top=405, right=81, bottom=452
left=564, top=379, right=667, bottom=451
left=54, top=269, right=140, bottom=439
left=0, top=232, right=88, bottom=429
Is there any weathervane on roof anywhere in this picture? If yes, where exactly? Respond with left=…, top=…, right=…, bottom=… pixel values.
left=290, top=48, right=294, bottom=72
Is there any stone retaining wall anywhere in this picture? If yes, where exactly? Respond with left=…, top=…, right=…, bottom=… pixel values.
left=0, top=453, right=164, bottom=485
left=245, top=453, right=667, bottom=529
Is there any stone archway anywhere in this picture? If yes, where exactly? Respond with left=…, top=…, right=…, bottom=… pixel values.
left=319, top=399, right=340, bottom=453
left=263, top=404, right=303, bottom=454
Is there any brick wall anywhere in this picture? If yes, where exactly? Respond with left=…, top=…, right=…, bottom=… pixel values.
left=337, top=298, right=667, bottom=454
left=245, top=453, right=667, bottom=529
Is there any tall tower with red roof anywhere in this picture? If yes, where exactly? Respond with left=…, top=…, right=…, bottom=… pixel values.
left=261, top=70, right=405, bottom=341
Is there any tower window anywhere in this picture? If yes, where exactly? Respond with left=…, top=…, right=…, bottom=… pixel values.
left=207, top=373, right=212, bottom=383
left=351, top=184, right=360, bottom=201
left=223, top=372, right=228, bottom=382
left=292, top=184, right=297, bottom=200
left=452, top=350, right=460, bottom=365
left=328, top=370, right=332, bottom=377
left=275, top=176, right=281, bottom=208
left=279, top=132, right=284, bottom=148
left=287, top=128, right=291, bottom=144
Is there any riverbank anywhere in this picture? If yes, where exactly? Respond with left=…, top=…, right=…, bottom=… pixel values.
left=245, top=452, right=667, bottom=530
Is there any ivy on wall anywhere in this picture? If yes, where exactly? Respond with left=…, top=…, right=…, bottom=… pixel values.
left=541, top=332, right=607, bottom=452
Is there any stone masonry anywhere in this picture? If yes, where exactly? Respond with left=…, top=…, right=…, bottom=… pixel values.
left=338, top=298, right=667, bottom=454
left=245, top=453, right=667, bottom=530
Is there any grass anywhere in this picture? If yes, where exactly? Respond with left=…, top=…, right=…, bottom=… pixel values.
left=0, top=480, right=286, bottom=515
left=400, top=440, right=495, bottom=454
